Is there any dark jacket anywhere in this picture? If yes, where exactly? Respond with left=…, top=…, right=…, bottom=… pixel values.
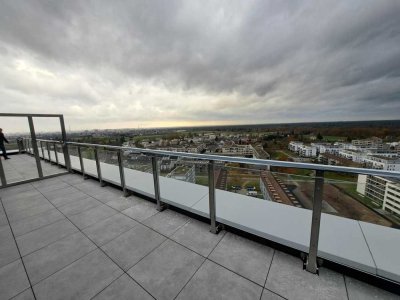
left=0, top=132, right=9, bottom=145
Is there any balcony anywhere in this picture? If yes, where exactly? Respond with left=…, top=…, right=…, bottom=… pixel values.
left=1, top=113, right=400, bottom=299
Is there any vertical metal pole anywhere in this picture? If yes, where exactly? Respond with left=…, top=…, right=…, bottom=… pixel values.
left=0, top=156, right=6, bottom=186
left=59, top=115, right=71, bottom=171
left=118, top=150, right=129, bottom=197
left=46, top=142, right=52, bottom=163
left=27, top=116, right=43, bottom=178
left=77, top=146, right=86, bottom=178
left=40, top=141, right=45, bottom=159
left=94, top=147, right=105, bottom=186
left=53, top=142, right=59, bottom=166
left=306, top=170, right=325, bottom=274
left=151, top=156, right=165, bottom=211
left=208, top=160, right=219, bottom=234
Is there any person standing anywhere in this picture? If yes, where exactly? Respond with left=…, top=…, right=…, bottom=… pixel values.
left=0, top=128, right=10, bottom=160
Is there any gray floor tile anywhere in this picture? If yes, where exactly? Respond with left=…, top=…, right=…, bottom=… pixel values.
left=171, top=219, right=225, bottom=257
left=58, top=196, right=102, bottom=216
left=7, top=201, right=54, bottom=223
left=92, top=274, right=153, bottom=300
left=0, top=183, right=35, bottom=198
left=83, top=213, right=138, bottom=246
left=3, top=194, right=48, bottom=213
left=265, top=251, right=347, bottom=300
left=11, top=208, right=65, bottom=237
left=0, top=211, right=7, bottom=227
left=122, top=200, right=159, bottom=222
left=59, top=174, right=85, bottom=185
left=143, top=209, right=190, bottom=236
left=16, top=219, right=78, bottom=256
left=0, top=259, right=30, bottom=300
left=177, top=260, right=262, bottom=300
left=23, top=232, right=96, bottom=284
left=33, top=249, right=123, bottom=300
left=10, top=288, right=35, bottom=300
left=69, top=204, right=118, bottom=229
left=261, top=289, right=285, bottom=300
left=1, top=189, right=41, bottom=203
left=31, top=177, right=64, bottom=189
left=91, top=189, right=126, bottom=204
left=102, top=224, right=165, bottom=270
left=0, top=225, right=20, bottom=268
left=35, top=181, right=70, bottom=194
left=105, top=196, right=138, bottom=211
left=209, top=232, right=274, bottom=286
left=48, top=189, right=90, bottom=207
left=42, top=186, right=83, bottom=201
left=345, top=276, right=399, bottom=300
left=128, top=239, right=205, bottom=300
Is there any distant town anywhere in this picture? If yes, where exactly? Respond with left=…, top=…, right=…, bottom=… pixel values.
left=5, top=120, right=400, bottom=227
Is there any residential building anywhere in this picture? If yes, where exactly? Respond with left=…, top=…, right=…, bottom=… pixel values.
left=357, top=175, right=400, bottom=217
left=288, top=141, right=303, bottom=152
left=363, top=156, right=400, bottom=171
left=352, top=137, right=383, bottom=149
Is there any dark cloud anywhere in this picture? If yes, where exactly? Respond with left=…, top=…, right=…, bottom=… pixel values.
left=0, top=0, right=399, bottom=131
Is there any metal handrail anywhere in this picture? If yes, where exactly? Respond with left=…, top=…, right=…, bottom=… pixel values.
left=26, top=137, right=400, bottom=275
left=62, top=140, right=400, bottom=178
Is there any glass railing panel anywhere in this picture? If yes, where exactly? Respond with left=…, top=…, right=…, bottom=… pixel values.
left=98, top=148, right=121, bottom=185
left=67, top=145, right=81, bottom=171
left=269, top=170, right=315, bottom=209
left=80, top=146, right=98, bottom=178
left=55, top=143, right=65, bottom=166
left=325, top=172, right=399, bottom=228
left=122, top=151, right=155, bottom=197
left=159, top=156, right=209, bottom=211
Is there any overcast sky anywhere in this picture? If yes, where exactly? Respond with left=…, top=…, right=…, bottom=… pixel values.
left=0, top=0, right=399, bottom=133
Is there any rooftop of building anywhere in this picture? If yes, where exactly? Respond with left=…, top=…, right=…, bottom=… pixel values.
left=1, top=154, right=399, bottom=299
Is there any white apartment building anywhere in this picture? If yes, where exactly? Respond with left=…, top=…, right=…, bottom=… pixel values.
left=220, top=144, right=253, bottom=156
left=338, top=150, right=366, bottom=163
left=352, top=137, right=383, bottom=149
left=357, top=175, right=400, bottom=217
left=384, top=181, right=400, bottom=217
left=288, top=141, right=316, bottom=157
left=312, top=143, right=341, bottom=155
left=363, top=156, right=400, bottom=171
left=298, top=145, right=317, bottom=157
left=288, top=141, right=303, bottom=152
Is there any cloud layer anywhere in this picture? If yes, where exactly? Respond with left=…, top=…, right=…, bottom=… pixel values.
left=0, top=0, right=399, bottom=132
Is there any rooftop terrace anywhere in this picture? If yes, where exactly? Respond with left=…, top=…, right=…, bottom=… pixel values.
left=1, top=164, right=399, bottom=300
left=0, top=113, right=399, bottom=299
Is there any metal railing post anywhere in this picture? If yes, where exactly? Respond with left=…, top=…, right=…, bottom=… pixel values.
left=59, top=115, right=71, bottom=171
left=118, top=149, right=129, bottom=197
left=53, top=142, right=59, bottom=166
left=0, top=156, right=7, bottom=186
left=151, top=156, right=165, bottom=211
left=46, top=142, right=52, bottom=163
left=77, top=146, right=86, bottom=179
left=306, top=170, right=325, bottom=274
left=94, top=147, right=105, bottom=186
left=208, top=160, right=220, bottom=234
left=27, top=117, right=43, bottom=178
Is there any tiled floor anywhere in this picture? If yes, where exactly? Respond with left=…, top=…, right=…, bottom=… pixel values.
left=1, top=154, right=64, bottom=185
left=0, top=172, right=399, bottom=299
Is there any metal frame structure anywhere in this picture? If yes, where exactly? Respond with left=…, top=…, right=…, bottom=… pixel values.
left=0, top=113, right=70, bottom=186
left=5, top=131, right=400, bottom=275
